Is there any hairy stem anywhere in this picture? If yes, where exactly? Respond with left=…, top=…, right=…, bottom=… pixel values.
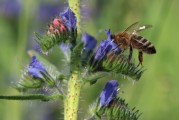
left=0, top=94, right=63, bottom=101
left=68, top=0, right=81, bottom=34
left=64, top=72, right=81, bottom=120
left=64, top=1, right=82, bottom=120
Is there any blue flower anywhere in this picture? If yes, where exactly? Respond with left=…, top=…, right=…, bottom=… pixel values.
left=105, top=29, right=121, bottom=53
left=60, top=8, right=77, bottom=30
left=99, top=80, right=119, bottom=107
left=94, top=40, right=112, bottom=60
left=94, top=29, right=121, bottom=60
left=38, top=3, right=63, bottom=22
left=28, top=56, right=47, bottom=79
left=0, top=0, right=21, bottom=17
left=81, top=32, right=97, bottom=54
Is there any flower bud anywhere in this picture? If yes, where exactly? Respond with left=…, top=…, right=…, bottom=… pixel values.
left=99, top=80, right=119, bottom=107
left=28, top=56, right=47, bottom=79
left=60, top=8, right=77, bottom=31
left=47, top=18, right=67, bottom=36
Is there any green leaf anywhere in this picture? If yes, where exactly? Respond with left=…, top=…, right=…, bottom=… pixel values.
left=83, top=72, right=109, bottom=85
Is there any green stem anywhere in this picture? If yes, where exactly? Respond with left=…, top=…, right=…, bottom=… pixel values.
left=0, top=94, right=63, bottom=101
left=68, top=0, right=81, bottom=34
left=64, top=1, right=82, bottom=120
left=64, top=72, right=81, bottom=120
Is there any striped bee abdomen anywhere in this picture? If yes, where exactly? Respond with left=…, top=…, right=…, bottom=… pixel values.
left=131, top=35, right=156, bottom=54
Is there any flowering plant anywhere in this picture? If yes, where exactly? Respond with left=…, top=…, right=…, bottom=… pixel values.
left=0, top=1, right=145, bottom=120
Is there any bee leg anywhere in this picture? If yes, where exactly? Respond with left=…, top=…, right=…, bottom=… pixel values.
left=128, top=44, right=133, bottom=63
left=111, top=44, right=121, bottom=54
left=138, top=51, right=143, bottom=65
left=112, top=45, right=120, bottom=51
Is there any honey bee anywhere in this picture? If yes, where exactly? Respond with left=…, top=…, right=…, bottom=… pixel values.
left=111, top=22, right=156, bottom=65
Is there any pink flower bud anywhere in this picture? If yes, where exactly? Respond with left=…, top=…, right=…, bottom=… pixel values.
left=47, top=18, right=67, bottom=36
left=60, top=25, right=66, bottom=32
left=53, top=18, right=60, bottom=26
left=49, top=25, right=54, bottom=31
left=54, top=29, right=59, bottom=34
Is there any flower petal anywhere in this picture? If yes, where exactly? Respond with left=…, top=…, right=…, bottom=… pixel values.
left=28, top=56, right=46, bottom=78
left=60, top=8, right=77, bottom=30
left=94, top=29, right=121, bottom=60
left=94, top=40, right=112, bottom=60
left=28, top=68, right=43, bottom=79
left=100, top=80, right=119, bottom=107
left=105, top=29, right=121, bottom=53
left=81, top=32, right=97, bottom=53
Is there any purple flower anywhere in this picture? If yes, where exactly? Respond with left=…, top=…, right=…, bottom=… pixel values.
left=94, top=29, right=121, bottom=60
left=38, top=3, right=64, bottom=23
left=0, top=0, right=21, bottom=17
left=94, top=40, right=112, bottom=60
left=60, top=8, right=76, bottom=30
left=28, top=56, right=47, bottom=79
left=81, top=32, right=97, bottom=53
left=100, top=80, right=119, bottom=107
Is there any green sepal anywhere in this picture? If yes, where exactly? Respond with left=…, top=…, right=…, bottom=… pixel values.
left=15, top=77, right=43, bottom=92
left=89, top=53, right=144, bottom=81
left=40, top=72, right=56, bottom=87
left=102, top=54, right=144, bottom=81
left=34, top=31, right=69, bottom=52
left=95, top=97, right=141, bottom=120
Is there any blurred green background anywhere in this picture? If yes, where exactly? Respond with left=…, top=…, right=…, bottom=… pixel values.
left=0, top=0, right=179, bottom=120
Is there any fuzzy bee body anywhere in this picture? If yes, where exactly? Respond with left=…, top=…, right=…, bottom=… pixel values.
left=111, top=22, right=156, bottom=65
left=131, top=34, right=156, bottom=54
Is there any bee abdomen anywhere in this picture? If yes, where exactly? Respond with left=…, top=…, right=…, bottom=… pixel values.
left=131, top=35, right=156, bottom=54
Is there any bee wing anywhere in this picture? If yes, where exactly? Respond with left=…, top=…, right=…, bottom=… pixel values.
left=135, top=25, right=152, bottom=33
left=124, top=22, right=152, bottom=34
left=124, top=21, right=140, bottom=32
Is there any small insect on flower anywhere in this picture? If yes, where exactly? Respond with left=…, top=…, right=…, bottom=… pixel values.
left=27, top=56, right=47, bottom=79
left=94, top=29, right=121, bottom=60
left=99, top=80, right=119, bottom=107
left=111, top=22, right=156, bottom=65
